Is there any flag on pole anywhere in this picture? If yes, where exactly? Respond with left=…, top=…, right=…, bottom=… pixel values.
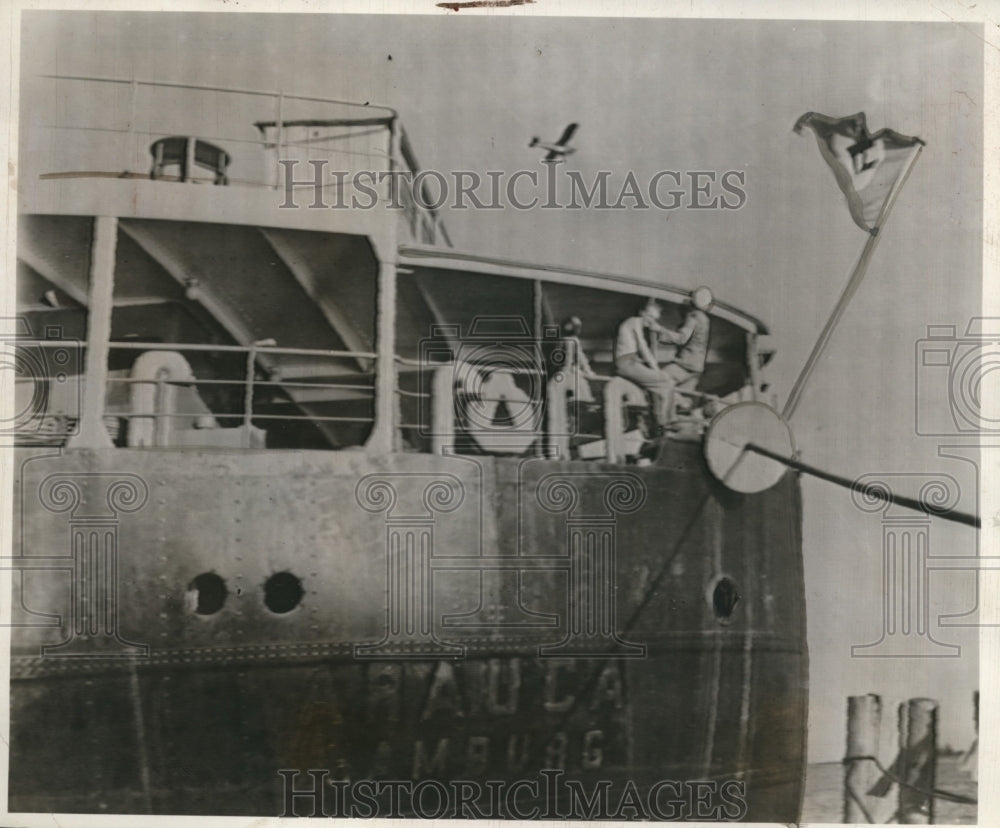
left=794, top=112, right=924, bottom=234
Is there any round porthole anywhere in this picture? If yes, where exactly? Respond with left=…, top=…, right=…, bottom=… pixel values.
left=708, top=575, right=740, bottom=624
left=187, top=573, right=227, bottom=616
left=263, top=571, right=304, bottom=614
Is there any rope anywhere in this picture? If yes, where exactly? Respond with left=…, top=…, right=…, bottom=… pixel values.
left=525, top=483, right=721, bottom=768
left=745, top=443, right=980, bottom=528
left=524, top=447, right=766, bottom=773
left=842, top=754, right=978, bottom=806
left=844, top=780, right=877, bottom=824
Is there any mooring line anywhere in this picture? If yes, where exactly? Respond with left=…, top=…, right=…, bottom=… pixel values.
left=745, top=443, right=980, bottom=528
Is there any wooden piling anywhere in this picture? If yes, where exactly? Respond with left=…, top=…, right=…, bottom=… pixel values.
left=844, top=693, right=881, bottom=823
left=898, top=697, right=938, bottom=824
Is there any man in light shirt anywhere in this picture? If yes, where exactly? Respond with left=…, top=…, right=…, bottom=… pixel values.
left=613, top=299, right=675, bottom=431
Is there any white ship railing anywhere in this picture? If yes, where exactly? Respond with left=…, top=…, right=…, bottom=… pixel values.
left=11, top=339, right=377, bottom=449
left=392, top=356, right=728, bottom=461
left=12, top=338, right=727, bottom=457
left=27, top=74, right=450, bottom=246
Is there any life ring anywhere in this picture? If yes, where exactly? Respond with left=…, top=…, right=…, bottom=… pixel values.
left=459, top=365, right=542, bottom=455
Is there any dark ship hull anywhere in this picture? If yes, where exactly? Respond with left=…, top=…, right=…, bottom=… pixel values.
left=10, top=443, right=806, bottom=820
left=11, top=75, right=807, bottom=821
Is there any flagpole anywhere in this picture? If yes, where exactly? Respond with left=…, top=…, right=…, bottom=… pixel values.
left=782, top=145, right=923, bottom=421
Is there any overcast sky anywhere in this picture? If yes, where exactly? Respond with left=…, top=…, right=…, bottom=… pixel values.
left=16, top=10, right=986, bottom=762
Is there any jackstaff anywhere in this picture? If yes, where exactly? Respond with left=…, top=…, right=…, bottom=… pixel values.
left=783, top=112, right=925, bottom=420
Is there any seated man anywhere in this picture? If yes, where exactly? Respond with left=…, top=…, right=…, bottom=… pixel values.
left=613, top=299, right=675, bottom=431
left=656, top=286, right=713, bottom=417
